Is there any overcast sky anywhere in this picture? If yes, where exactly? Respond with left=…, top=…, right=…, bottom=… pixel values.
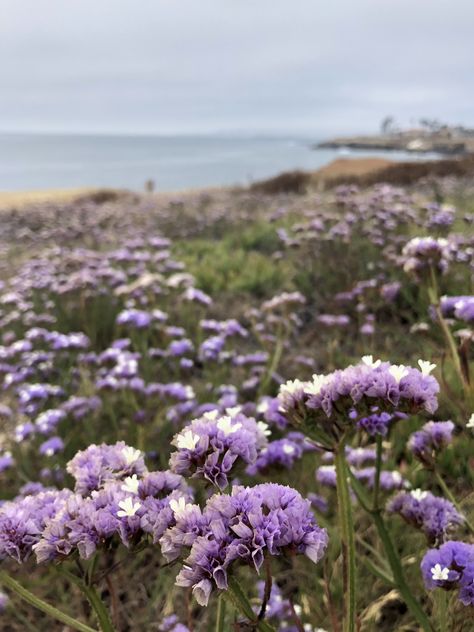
left=0, top=0, right=472, bottom=136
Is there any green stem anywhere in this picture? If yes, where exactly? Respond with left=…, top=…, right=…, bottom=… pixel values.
left=372, top=435, right=383, bottom=511
left=259, top=331, right=284, bottom=396
left=371, top=512, right=433, bottom=632
left=215, top=595, right=226, bottom=632
left=429, top=265, right=468, bottom=391
left=435, top=470, right=474, bottom=534
left=59, top=568, right=114, bottom=632
left=0, top=570, right=98, bottom=632
left=433, top=589, right=448, bottom=632
left=225, top=577, right=275, bottom=632
left=334, top=444, right=356, bottom=632
left=80, top=583, right=115, bottom=632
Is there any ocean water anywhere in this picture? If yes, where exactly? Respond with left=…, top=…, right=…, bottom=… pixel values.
left=0, top=132, right=438, bottom=192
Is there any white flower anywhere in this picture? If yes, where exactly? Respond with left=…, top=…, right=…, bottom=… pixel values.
left=389, top=364, right=409, bottom=383
left=305, top=374, right=329, bottom=396
left=117, top=497, right=141, bottom=518
left=283, top=444, right=296, bottom=455
left=467, top=413, right=474, bottom=429
left=411, top=488, right=428, bottom=501
left=430, top=564, right=450, bottom=581
left=175, top=429, right=200, bottom=450
left=121, top=474, right=140, bottom=494
left=169, top=496, right=194, bottom=519
left=203, top=410, right=219, bottom=421
left=361, top=355, right=381, bottom=368
left=387, top=471, right=402, bottom=485
left=216, top=416, right=242, bottom=436
left=121, top=446, right=142, bottom=466
left=225, top=406, right=242, bottom=416
left=418, top=359, right=436, bottom=376
left=278, top=379, right=305, bottom=410
left=183, top=386, right=195, bottom=400
left=257, top=400, right=269, bottom=414
left=257, top=421, right=271, bottom=437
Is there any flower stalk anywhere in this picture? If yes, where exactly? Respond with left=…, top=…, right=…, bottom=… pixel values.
left=0, top=570, right=99, bottom=632
left=334, top=442, right=357, bottom=632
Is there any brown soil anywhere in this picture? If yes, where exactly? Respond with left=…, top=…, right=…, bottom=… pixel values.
left=314, top=157, right=394, bottom=180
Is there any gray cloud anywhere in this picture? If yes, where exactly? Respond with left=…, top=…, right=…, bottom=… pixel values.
left=0, top=0, right=472, bottom=135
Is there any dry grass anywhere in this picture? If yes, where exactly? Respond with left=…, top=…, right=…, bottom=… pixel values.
left=0, top=188, right=98, bottom=210
left=314, top=157, right=394, bottom=180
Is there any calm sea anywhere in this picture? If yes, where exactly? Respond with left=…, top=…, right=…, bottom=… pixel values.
left=0, top=132, right=437, bottom=192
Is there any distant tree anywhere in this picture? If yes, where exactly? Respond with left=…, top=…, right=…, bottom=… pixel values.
left=380, top=116, right=395, bottom=135
left=419, top=118, right=443, bottom=133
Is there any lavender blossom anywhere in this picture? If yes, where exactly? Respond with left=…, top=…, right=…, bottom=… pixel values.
left=67, top=442, right=147, bottom=494
left=169, top=410, right=268, bottom=490
left=166, top=483, right=328, bottom=606
left=388, top=490, right=464, bottom=544
left=408, top=420, right=455, bottom=465
left=278, top=358, right=439, bottom=443
left=421, top=540, right=474, bottom=606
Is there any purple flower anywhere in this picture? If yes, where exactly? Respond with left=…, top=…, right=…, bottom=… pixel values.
left=408, top=420, right=455, bottom=465
left=380, top=282, right=401, bottom=302
left=0, top=451, right=14, bottom=472
left=421, top=540, right=474, bottom=606
left=257, top=396, right=288, bottom=429
left=14, top=421, right=36, bottom=442
left=199, top=335, right=226, bottom=361
left=0, top=489, right=73, bottom=562
left=357, top=412, right=393, bottom=436
left=169, top=410, right=268, bottom=490
left=67, top=442, right=147, bottom=494
left=279, top=358, right=439, bottom=443
left=166, top=483, right=328, bottom=606
left=402, top=236, right=452, bottom=277
left=246, top=436, right=304, bottom=475
left=388, top=490, right=464, bottom=545
left=168, top=339, right=194, bottom=357
left=182, top=287, right=212, bottom=306
left=116, top=309, right=152, bottom=329
left=39, top=436, right=64, bottom=457
left=35, top=408, right=66, bottom=434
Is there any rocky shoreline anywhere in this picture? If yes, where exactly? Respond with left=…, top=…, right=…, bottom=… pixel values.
left=316, top=129, right=474, bottom=156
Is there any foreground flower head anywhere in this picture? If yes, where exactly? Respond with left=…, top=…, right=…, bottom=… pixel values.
left=421, top=540, right=474, bottom=606
left=163, top=483, right=328, bottom=606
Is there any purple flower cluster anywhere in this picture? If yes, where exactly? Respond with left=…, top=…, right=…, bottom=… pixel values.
left=66, top=441, right=147, bottom=494
left=278, top=357, right=439, bottom=443
left=0, top=489, right=73, bottom=562
left=34, top=469, right=191, bottom=562
left=388, top=490, right=464, bottom=544
left=421, top=540, right=474, bottom=606
left=356, top=411, right=393, bottom=436
left=169, top=410, right=269, bottom=490
left=402, top=236, right=452, bottom=277
left=408, top=420, right=455, bottom=465
left=440, top=295, right=474, bottom=323
left=160, top=483, right=328, bottom=606
left=0, top=440, right=193, bottom=565
left=246, top=432, right=312, bottom=475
